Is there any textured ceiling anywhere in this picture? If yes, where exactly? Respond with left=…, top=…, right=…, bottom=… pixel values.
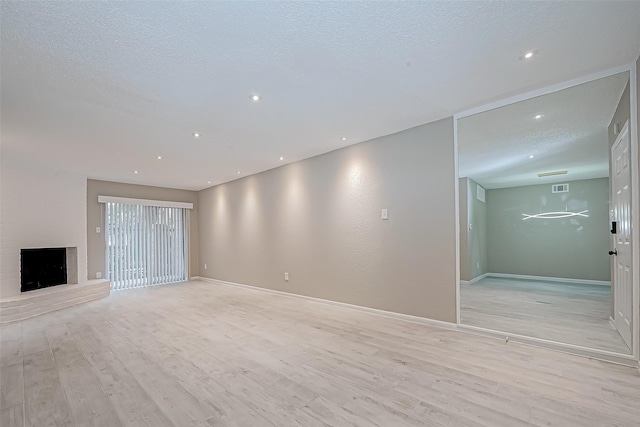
left=2, top=1, right=640, bottom=190
left=458, top=72, right=630, bottom=189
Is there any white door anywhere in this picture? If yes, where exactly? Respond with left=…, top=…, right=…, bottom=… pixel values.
left=611, top=121, right=633, bottom=350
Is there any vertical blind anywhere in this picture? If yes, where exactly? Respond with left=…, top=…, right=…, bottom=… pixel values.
left=105, top=202, right=188, bottom=290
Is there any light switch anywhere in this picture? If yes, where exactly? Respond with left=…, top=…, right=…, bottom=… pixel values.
left=96, top=226, right=101, bottom=233
left=381, top=209, right=388, bottom=220
left=96, top=272, right=102, bottom=279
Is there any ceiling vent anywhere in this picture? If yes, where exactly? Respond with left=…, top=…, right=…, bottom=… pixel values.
left=552, top=183, right=569, bottom=193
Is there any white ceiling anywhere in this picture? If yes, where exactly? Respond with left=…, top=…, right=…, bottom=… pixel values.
left=458, top=72, right=630, bottom=189
left=2, top=2, right=640, bottom=191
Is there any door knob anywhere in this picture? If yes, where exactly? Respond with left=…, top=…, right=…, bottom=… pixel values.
left=609, top=249, right=618, bottom=256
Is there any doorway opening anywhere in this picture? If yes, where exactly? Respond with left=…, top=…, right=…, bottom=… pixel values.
left=455, top=68, right=638, bottom=362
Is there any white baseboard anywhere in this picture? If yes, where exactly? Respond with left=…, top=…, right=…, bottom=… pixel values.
left=484, top=272, right=610, bottom=286
left=189, top=276, right=201, bottom=281
left=195, top=277, right=457, bottom=331
left=458, top=324, right=637, bottom=367
left=460, top=273, right=488, bottom=285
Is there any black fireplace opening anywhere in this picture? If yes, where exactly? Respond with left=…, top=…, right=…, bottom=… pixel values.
left=21, top=248, right=67, bottom=292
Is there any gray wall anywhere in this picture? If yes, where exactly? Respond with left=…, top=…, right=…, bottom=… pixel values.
left=459, top=177, right=488, bottom=281
left=87, top=180, right=199, bottom=280
left=198, top=118, right=457, bottom=323
left=487, top=178, right=611, bottom=282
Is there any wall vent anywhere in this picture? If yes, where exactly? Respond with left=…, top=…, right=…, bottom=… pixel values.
left=476, top=185, right=486, bottom=203
left=552, top=183, right=569, bottom=193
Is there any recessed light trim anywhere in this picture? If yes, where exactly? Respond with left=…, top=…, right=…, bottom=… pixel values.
left=236, top=171, right=241, bottom=174
left=341, top=137, right=347, bottom=141
left=251, top=94, right=261, bottom=102
left=533, top=114, right=545, bottom=120
left=207, top=181, right=211, bottom=184
left=524, top=51, right=534, bottom=59
left=529, top=155, right=535, bottom=159
left=157, top=156, right=162, bottom=160
left=193, top=132, right=200, bottom=138
left=134, top=170, right=139, bottom=174
left=279, top=157, right=284, bottom=161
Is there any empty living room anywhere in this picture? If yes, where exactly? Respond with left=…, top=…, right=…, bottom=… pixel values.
left=2, top=2, right=640, bottom=426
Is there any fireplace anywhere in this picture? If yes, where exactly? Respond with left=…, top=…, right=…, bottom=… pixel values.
left=20, top=247, right=78, bottom=292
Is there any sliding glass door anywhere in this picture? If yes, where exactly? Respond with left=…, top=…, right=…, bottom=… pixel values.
left=105, top=202, right=188, bottom=290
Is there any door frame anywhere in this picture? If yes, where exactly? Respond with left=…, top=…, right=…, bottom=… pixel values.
left=453, top=62, right=639, bottom=365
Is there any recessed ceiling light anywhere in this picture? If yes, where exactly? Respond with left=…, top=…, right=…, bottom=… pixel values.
left=134, top=170, right=139, bottom=174
left=524, top=51, right=534, bottom=59
left=529, top=155, right=535, bottom=159
left=236, top=171, right=241, bottom=174
left=207, top=181, right=211, bottom=184
left=279, top=156, right=284, bottom=161
left=533, top=114, right=545, bottom=120
left=157, top=156, right=162, bottom=160
left=193, top=132, right=200, bottom=138
left=341, top=137, right=347, bottom=141
left=251, top=94, right=261, bottom=101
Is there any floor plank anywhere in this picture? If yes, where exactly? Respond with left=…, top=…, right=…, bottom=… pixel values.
left=46, top=323, right=122, bottom=426
left=23, top=349, right=73, bottom=427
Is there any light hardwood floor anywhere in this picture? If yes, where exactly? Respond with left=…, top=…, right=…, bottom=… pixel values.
left=2, top=280, right=640, bottom=426
left=461, top=277, right=630, bottom=354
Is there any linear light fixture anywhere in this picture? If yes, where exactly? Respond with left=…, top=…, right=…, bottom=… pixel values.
left=522, top=210, right=589, bottom=220
left=538, top=170, right=568, bottom=178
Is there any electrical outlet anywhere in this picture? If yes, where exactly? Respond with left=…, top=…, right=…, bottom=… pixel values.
left=284, top=272, right=289, bottom=281
left=96, top=272, right=102, bottom=279
left=95, top=226, right=101, bottom=233
left=381, top=208, right=388, bottom=220
left=477, top=262, right=480, bottom=269
left=204, top=264, right=207, bottom=270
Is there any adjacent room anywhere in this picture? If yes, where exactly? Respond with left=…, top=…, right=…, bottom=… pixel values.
left=458, top=72, right=633, bottom=355
left=2, top=2, right=640, bottom=426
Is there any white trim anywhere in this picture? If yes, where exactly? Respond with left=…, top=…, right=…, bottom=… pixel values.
left=189, top=276, right=201, bottom=281
left=196, top=277, right=458, bottom=331
left=458, top=324, right=636, bottom=367
left=98, top=195, right=193, bottom=209
left=454, top=117, right=461, bottom=325
left=484, top=272, right=610, bottom=286
left=610, top=316, right=617, bottom=331
left=459, top=273, right=489, bottom=286
left=629, top=60, right=639, bottom=362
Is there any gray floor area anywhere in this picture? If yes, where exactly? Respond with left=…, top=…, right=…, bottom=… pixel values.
left=461, top=276, right=631, bottom=354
